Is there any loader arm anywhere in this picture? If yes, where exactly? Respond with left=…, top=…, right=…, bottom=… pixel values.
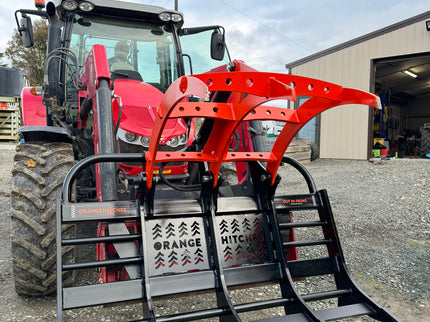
left=79, top=44, right=117, bottom=201
left=79, top=45, right=140, bottom=279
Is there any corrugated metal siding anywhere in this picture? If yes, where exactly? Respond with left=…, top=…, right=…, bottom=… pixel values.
left=290, top=18, right=430, bottom=159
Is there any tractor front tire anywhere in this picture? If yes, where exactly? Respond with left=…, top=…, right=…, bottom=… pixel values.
left=10, top=142, right=75, bottom=296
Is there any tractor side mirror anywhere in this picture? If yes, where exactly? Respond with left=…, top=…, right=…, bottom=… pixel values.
left=210, top=30, right=225, bottom=61
left=20, top=15, right=34, bottom=48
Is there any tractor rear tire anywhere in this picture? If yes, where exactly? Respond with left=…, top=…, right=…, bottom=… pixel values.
left=10, top=142, right=75, bottom=296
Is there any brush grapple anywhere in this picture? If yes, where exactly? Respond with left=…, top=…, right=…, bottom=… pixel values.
left=56, top=64, right=399, bottom=321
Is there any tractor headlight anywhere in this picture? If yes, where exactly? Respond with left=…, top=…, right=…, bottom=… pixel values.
left=166, top=134, right=187, bottom=147
left=159, top=12, right=183, bottom=22
left=171, top=14, right=183, bottom=22
left=141, top=136, right=150, bottom=148
left=79, top=2, right=95, bottom=11
left=117, top=128, right=188, bottom=149
left=179, top=134, right=187, bottom=144
left=159, top=12, right=171, bottom=21
left=62, top=0, right=94, bottom=11
left=124, top=132, right=137, bottom=142
left=167, top=136, right=178, bottom=147
left=62, top=0, right=78, bottom=10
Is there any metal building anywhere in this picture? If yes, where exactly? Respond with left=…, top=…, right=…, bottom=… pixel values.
left=286, top=11, right=430, bottom=159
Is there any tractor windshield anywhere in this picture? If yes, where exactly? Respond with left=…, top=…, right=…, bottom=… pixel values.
left=69, top=13, right=179, bottom=92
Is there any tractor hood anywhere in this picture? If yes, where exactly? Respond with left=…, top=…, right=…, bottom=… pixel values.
left=112, top=79, right=187, bottom=139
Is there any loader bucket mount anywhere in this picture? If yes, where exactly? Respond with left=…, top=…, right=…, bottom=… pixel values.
left=56, top=65, right=399, bottom=321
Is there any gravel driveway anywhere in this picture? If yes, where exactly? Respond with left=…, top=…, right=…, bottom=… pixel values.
left=277, top=158, right=429, bottom=321
left=0, top=142, right=428, bottom=321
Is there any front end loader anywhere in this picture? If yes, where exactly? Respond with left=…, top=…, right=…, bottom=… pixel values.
left=12, top=0, right=230, bottom=296
left=13, top=1, right=399, bottom=321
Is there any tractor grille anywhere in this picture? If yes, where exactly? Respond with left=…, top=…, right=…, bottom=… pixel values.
left=118, top=140, right=186, bottom=167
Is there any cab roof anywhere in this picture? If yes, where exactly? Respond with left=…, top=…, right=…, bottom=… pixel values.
left=49, top=0, right=184, bottom=27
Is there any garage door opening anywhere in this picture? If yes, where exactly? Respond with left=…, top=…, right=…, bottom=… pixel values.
left=373, top=52, right=430, bottom=158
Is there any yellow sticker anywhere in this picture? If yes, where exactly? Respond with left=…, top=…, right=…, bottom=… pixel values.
left=154, top=169, right=172, bottom=174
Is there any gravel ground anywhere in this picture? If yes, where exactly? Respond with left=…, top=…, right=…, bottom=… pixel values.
left=0, top=142, right=429, bottom=321
left=277, top=158, right=430, bottom=321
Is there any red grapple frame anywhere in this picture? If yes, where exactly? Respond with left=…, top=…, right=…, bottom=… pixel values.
left=145, top=60, right=380, bottom=189
left=56, top=62, right=399, bottom=321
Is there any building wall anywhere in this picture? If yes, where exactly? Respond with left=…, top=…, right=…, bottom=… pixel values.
left=290, top=18, right=430, bottom=159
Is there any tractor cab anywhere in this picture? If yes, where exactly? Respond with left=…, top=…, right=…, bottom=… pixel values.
left=15, top=0, right=230, bottom=178
left=17, top=0, right=230, bottom=105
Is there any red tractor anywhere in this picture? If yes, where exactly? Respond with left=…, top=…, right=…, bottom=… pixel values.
left=12, top=1, right=399, bottom=321
left=13, top=0, right=232, bottom=294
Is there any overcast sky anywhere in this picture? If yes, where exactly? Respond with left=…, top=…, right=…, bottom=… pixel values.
left=1, top=0, right=429, bottom=73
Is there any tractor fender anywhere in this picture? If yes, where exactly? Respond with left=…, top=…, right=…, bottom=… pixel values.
left=20, top=87, right=46, bottom=126
left=17, top=126, right=72, bottom=143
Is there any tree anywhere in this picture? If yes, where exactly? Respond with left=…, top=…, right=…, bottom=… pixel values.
left=0, top=53, right=8, bottom=67
left=5, top=19, right=48, bottom=85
